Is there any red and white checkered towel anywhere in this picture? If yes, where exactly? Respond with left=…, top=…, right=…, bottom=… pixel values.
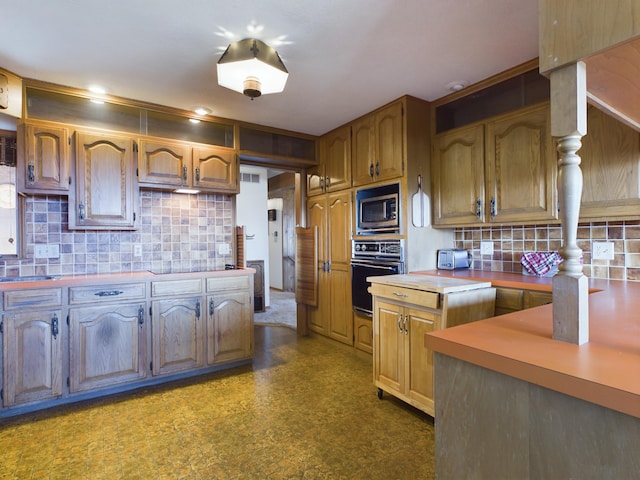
left=520, top=251, right=563, bottom=276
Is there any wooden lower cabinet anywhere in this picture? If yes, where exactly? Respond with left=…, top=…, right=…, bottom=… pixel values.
left=151, top=296, right=204, bottom=375
left=494, top=286, right=552, bottom=315
left=354, top=311, right=373, bottom=354
left=2, top=309, right=63, bottom=406
left=206, top=290, right=252, bottom=365
left=69, top=302, right=147, bottom=392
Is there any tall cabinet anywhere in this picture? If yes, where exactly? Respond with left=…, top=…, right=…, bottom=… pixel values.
left=306, top=191, right=353, bottom=345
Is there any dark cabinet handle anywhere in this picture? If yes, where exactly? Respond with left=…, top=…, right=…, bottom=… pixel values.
left=138, top=306, right=144, bottom=326
left=95, top=290, right=123, bottom=297
left=209, top=298, right=214, bottom=316
left=51, top=313, right=59, bottom=339
left=27, top=164, right=35, bottom=183
left=195, top=300, right=201, bottom=319
left=78, top=202, right=85, bottom=220
left=490, top=197, right=497, bottom=218
left=183, top=166, right=188, bottom=182
left=325, top=176, right=330, bottom=188
left=195, top=167, right=200, bottom=182
left=369, top=164, right=374, bottom=178
left=475, top=199, right=482, bottom=219
left=375, top=162, right=380, bottom=177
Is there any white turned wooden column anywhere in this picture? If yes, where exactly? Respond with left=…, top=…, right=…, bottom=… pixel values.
left=550, top=62, right=589, bottom=345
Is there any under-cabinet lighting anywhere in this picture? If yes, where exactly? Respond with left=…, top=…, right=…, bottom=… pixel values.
left=189, top=118, right=201, bottom=124
left=174, top=188, right=200, bottom=194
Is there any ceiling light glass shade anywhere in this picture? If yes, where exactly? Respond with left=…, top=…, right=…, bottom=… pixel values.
left=217, top=38, right=288, bottom=98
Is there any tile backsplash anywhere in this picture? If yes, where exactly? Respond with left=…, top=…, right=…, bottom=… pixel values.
left=455, top=220, right=640, bottom=281
left=1, top=190, right=235, bottom=278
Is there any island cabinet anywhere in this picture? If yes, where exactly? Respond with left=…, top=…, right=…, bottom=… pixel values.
left=306, top=190, right=352, bottom=345
left=432, top=101, right=557, bottom=226
left=150, top=278, right=204, bottom=376
left=308, top=124, right=351, bottom=196
left=206, top=276, right=253, bottom=365
left=1, top=288, right=63, bottom=406
left=369, top=275, right=495, bottom=417
left=70, top=129, right=138, bottom=230
left=494, top=286, right=553, bottom=316
left=18, top=119, right=71, bottom=194
left=68, top=283, right=147, bottom=392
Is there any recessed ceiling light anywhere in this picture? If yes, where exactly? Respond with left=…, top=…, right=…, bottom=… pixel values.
left=446, top=81, right=468, bottom=92
left=193, top=107, right=211, bottom=116
left=88, top=85, right=106, bottom=94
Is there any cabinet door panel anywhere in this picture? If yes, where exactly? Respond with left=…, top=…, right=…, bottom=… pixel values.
left=328, top=191, right=351, bottom=267
left=374, top=300, right=404, bottom=393
left=375, top=101, right=404, bottom=182
left=193, top=146, right=237, bottom=193
left=485, top=103, right=557, bottom=223
left=433, top=124, right=485, bottom=225
left=207, top=291, right=252, bottom=365
left=21, top=121, right=70, bottom=193
left=351, top=116, right=375, bottom=186
left=322, top=125, right=351, bottom=192
left=2, top=310, right=63, bottom=406
left=69, top=303, right=146, bottom=392
left=152, top=297, right=203, bottom=375
left=406, top=307, right=436, bottom=408
left=328, top=267, right=352, bottom=345
left=138, top=138, right=190, bottom=187
left=580, top=105, right=640, bottom=219
left=72, top=131, right=136, bottom=229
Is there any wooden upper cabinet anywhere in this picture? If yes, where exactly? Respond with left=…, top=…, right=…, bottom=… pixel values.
left=192, top=145, right=238, bottom=193
left=375, top=101, right=404, bottom=182
left=485, top=102, right=557, bottom=224
left=351, top=115, right=375, bottom=186
left=352, top=100, right=404, bottom=186
left=70, top=130, right=137, bottom=230
left=306, top=164, right=325, bottom=196
left=321, top=125, right=351, bottom=192
left=432, top=102, right=556, bottom=227
left=19, top=119, right=70, bottom=194
left=432, top=124, right=485, bottom=226
left=138, top=137, right=191, bottom=188
left=580, top=105, right=640, bottom=220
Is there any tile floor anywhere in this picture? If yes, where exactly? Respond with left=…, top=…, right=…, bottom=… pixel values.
left=0, top=326, right=435, bottom=479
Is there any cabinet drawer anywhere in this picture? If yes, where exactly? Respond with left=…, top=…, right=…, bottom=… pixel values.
left=369, top=284, right=440, bottom=310
left=152, top=279, right=202, bottom=297
left=207, top=275, right=250, bottom=292
left=524, top=290, right=553, bottom=309
left=69, top=283, right=146, bottom=304
left=4, top=288, right=63, bottom=310
left=495, top=287, right=524, bottom=314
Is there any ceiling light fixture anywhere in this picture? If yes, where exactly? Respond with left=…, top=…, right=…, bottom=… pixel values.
left=217, top=38, right=288, bottom=100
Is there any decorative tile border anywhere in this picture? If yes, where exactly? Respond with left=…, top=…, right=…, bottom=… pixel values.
left=454, top=220, right=640, bottom=281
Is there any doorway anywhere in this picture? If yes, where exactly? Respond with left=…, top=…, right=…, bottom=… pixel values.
left=237, top=165, right=300, bottom=329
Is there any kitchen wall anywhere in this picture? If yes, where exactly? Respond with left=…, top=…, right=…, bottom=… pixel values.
left=455, top=220, right=640, bottom=281
left=0, top=190, right=235, bottom=278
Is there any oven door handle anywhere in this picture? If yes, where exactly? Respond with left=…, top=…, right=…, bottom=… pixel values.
left=352, top=263, right=398, bottom=271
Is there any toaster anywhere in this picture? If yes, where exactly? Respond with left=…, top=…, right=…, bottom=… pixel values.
left=437, top=249, right=471, bottom=270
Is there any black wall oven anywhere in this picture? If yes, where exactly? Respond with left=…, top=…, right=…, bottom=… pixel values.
left=351, top=240, right=404, bottom=316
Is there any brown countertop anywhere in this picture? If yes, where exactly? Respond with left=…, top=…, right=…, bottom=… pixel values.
left=419, top=270, right=640, bottom=419
left=367, top=274, right=491, bottom=293
left=0, top=268, right=255, bottom=291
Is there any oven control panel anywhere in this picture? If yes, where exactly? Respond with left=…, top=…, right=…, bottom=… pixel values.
left=352, top=240, right=404, bottom=260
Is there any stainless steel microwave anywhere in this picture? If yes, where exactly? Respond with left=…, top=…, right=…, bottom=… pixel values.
left=356, top=183, right=400, bottom=234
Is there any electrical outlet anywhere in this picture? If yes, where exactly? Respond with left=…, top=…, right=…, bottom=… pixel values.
left=217, top=243, right=230, bottom=255
left=134, top=245, right=142, bottom=257
left=592, top=241, right=614, bottom=260
left=480, top=241, right=494, bottom=256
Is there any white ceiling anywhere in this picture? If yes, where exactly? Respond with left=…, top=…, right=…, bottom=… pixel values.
left=0, top=0, right=539, bottom=136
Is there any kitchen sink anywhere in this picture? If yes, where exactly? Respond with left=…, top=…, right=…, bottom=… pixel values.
left=0, top=275, right=60, bottom=282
